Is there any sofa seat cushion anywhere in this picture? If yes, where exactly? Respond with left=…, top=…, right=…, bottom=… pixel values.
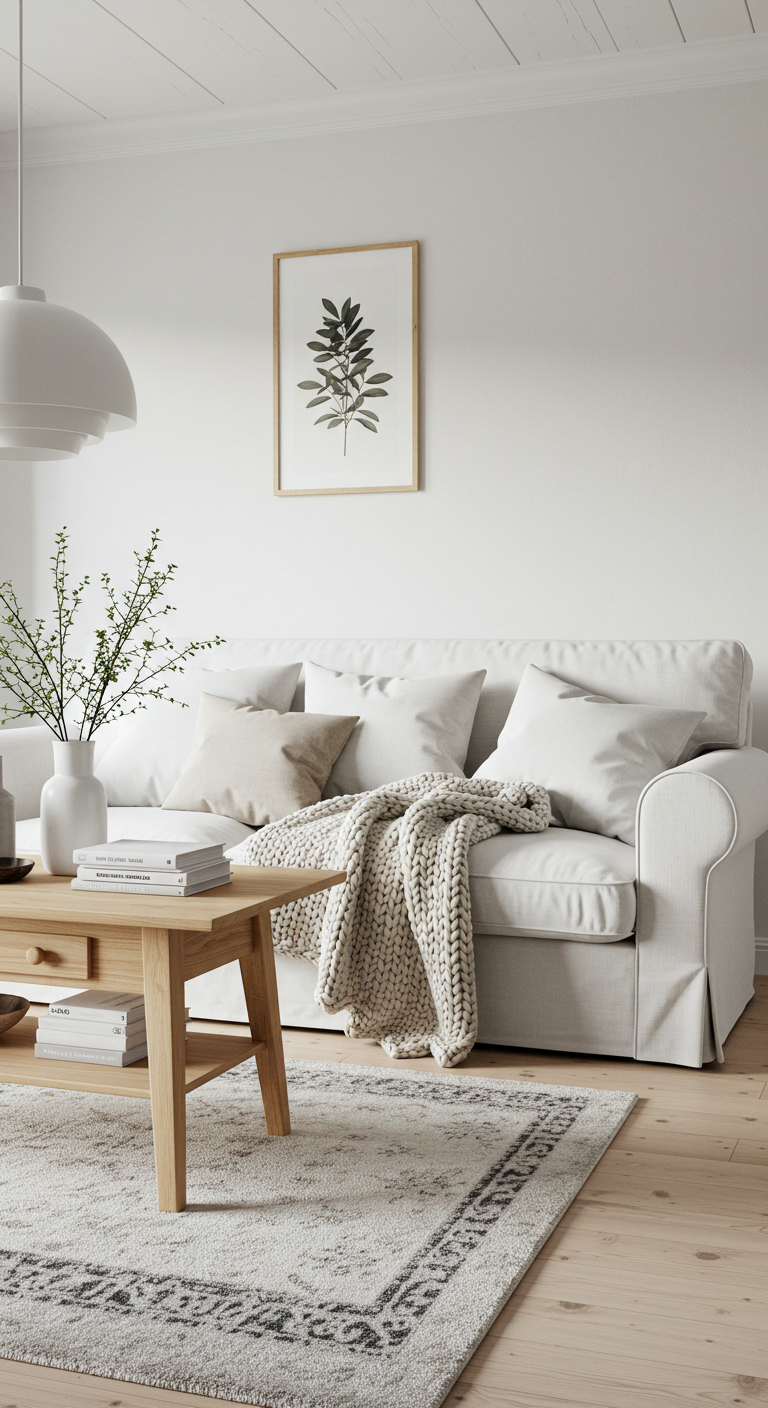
left=16, top=813, right=634, bottom=945
left=16, top=807, right=254, bottom=860
left=469, top=828, right=635, bottom=942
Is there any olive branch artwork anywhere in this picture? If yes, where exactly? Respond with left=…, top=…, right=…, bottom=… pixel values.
left=297, top=296, right=393, bottom=456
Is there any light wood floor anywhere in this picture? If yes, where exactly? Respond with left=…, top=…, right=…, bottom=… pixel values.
left=2, top=980, right=766, bottom=1408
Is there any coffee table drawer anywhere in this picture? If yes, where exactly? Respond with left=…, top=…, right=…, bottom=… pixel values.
left=0, top=930, right=91, bottom=980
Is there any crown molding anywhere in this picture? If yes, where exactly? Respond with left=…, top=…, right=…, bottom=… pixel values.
left=1, top=32, right=767, bottom=170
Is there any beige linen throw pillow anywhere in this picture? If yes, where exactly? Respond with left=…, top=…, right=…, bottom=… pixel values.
left=97, top=662, right=302, bottom=807
left=161, top=693, right=358, bottom=826
left=474, top=663, right=704, bottom=845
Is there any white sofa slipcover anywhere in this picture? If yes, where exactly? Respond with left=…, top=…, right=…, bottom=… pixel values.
left=3, top=637, right=764, bottom=1068
left=469, top=829, right=635, bottom=941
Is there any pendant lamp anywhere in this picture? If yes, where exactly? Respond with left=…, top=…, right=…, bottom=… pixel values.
left=0, top=1, right=136, bottom=461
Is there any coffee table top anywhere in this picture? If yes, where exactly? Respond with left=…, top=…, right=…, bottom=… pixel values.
left=0, top=858, right=346, bottom=933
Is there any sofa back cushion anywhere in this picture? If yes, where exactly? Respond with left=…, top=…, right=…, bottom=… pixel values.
left=174, top=639, right=751, bottom=776
left=0, top=724, right=55, bottom=822
left=303, top=661, right=486, bottom=795
left=474, top=664, right=705, bottom=845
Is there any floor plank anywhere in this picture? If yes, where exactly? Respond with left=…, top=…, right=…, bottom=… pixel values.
left=1, top=978, right=766, bottom=1408
left=621, top=1099, right=768, bottom=1138
left=730, top=1137, right=768, bottom=1164
left=443, top=1386, right=768, bottom=1408
left=535, top=1202, right=768, bottom=1270
left=575, top=1147, right=768, bottom=1221
left=506, top=1266, right=768, bottom=1328
left=469, top=1296, right=767, bottom=1376
left=0, top=1359, right=264, bottom=1408
left=612, top=1128, right=737, bottom=1160
left=451, top=1342, right=768, bottom=1405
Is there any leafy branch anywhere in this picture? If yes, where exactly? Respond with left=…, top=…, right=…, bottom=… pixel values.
left=0, top=529, right=222, bottom=740
left=297, top=296, right=393, bottom=455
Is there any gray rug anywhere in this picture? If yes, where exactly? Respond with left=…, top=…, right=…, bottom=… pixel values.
left=0, top=1059, right=636, bottom=1408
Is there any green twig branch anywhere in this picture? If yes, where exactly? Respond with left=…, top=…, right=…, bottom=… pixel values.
left=0, top=529, right=222, bottom=740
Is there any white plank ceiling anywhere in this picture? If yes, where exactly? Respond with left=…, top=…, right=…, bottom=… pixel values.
left=0, top=0, right=761, bottom=133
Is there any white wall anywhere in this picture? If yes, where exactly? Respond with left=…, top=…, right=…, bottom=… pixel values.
left=0, top=135, right=33, bottom=723
left=2, top=79, right=768, bottom=922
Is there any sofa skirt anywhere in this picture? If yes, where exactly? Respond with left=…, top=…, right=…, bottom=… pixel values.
left=184, top=933, right=640, bottom=1059
left=473, top=933, right=636, bottom=1055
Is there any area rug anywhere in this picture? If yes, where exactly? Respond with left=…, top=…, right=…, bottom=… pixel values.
left=0, top=1059, right=636, bottom=1408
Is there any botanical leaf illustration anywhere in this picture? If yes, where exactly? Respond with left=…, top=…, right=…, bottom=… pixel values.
left=297, top=296, right=393, bottom=455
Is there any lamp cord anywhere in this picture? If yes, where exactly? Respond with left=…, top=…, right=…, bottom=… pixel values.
left=17, top=0, right=23, bottom=286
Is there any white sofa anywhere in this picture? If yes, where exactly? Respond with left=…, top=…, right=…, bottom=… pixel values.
left=3, top=637, right=767, bottom=1069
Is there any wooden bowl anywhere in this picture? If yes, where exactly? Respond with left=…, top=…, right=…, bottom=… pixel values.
left=0, top=857, right=34, bottom=883
left=0, top=993, right=30, bottom=1036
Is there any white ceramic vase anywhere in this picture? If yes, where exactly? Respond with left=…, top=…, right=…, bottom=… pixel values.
left=40, top=740, right=107, bottom=876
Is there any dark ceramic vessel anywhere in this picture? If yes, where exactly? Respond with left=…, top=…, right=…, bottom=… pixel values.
left=0, top=857, right=34, bottom=883
left=0, top=993, right=30, bottom=1036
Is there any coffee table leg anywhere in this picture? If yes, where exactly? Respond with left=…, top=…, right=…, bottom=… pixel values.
left=240, top=912, right=291, bottom=1135
left=142, top=927, right=187, bottom=1211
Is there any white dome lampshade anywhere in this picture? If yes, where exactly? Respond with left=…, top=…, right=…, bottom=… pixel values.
left=0, top=284, right=137, bottom=461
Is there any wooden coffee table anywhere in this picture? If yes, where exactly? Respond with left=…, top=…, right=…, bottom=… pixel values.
left=0, top=860, right=344, bottom=1211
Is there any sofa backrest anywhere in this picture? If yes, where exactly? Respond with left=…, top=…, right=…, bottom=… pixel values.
left=0, top=723, right=55, bottom=822
left=185, top=638, right=752, bottom=775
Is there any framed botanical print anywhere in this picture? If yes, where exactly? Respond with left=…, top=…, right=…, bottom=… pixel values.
left=273, top=240, right=419, bottom=496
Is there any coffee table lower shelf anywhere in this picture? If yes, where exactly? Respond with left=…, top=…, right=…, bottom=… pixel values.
left=0, top=1015, right=264, bottom=1099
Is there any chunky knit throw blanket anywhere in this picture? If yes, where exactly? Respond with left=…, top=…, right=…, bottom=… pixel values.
left=237, top=773, right=550, bottom=1067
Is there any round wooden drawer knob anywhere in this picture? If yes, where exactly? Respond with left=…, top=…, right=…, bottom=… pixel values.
left=26, top=946, right=45, bottom=965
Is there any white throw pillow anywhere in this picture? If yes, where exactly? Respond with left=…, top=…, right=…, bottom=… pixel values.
left=474, top=663, right=704, bottom=845
left=303, top=661, right=486, bottom=796
left=95, top=662, right=302, bottom=807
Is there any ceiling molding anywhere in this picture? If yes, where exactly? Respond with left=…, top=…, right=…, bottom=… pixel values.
left=0, top=32, right=766, bottom=170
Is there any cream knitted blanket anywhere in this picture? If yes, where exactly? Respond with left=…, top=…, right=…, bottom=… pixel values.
left=237, top=773, right=550, bottom=1067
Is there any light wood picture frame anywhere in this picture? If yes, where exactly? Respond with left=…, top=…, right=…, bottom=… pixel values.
left=274, top=241, right=419, bottom=496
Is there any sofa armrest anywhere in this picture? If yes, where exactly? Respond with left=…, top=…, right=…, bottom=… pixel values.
left=0, top=725, right=54, bottom=822
left=635, top=747, right=768, bottom=1066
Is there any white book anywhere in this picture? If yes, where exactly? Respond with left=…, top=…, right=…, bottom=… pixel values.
left=72, top=875, right=232, bottom=898
left=48, top=991, right=146, bottom=1024
left=37, top=1015, right=148, bottom=1039
left=36, top=1019, right=146, bottom=1041
left=73, top=839, right=225, bottom=870
left=77, top=860, right=230, bottom=887
left=35, top=1043, right=149, bottom=1067
left=35, top=1025, right=149, bottom=1052
left=44, top=1006, right=190, bottom=1029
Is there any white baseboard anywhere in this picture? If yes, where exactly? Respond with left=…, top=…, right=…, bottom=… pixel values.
left=755, top=938, right=768, bottom=976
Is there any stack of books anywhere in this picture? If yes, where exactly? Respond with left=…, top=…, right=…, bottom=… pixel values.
left=70, top=839, right=232, bottom=896
left=34, top=990, right=189, bottom=1067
